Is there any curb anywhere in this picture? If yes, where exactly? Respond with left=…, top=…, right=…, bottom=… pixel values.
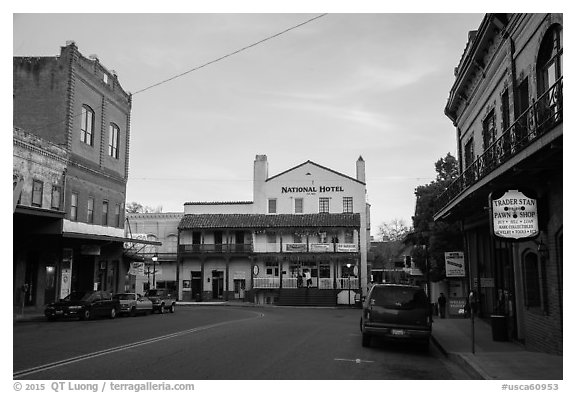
left=431, top=334, right=487, bottom=380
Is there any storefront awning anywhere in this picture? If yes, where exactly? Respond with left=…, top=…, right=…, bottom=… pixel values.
left=62, top=232, right=162, bottom=246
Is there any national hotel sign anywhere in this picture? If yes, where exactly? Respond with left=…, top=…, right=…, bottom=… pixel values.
left=490, top=189, right=539, bottom=240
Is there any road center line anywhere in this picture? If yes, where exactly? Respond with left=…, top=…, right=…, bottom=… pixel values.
left=14, top=312, right=264, bottom=379
left=334, top=358, right=375, bottom=364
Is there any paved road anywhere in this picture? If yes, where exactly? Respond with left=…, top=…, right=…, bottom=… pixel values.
left=13, top=306, right=469, bottom=380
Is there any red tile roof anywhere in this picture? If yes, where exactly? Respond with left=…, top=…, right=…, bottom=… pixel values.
left=178, top=213, right=360, bottom=230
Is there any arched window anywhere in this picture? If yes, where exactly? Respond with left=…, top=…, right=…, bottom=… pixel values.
left=523, top=252, right=540, bottom=307
left=537, top=24, right=563, bottom=96
left=109, top=123, right=120, bottom=159
left=166, top=234, right=178, bottom=253
left=81, top=105, right=95, bottom=146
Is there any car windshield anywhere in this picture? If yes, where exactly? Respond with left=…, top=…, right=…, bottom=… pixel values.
left=113, top=294, right=134, bottom=300
left=146, top=290, right=163, bottom=296
left=63, top=291, right=92, bottom=301
left=371, top=287, right=428, bottom=309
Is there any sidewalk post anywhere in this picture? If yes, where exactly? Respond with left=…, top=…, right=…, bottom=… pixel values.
left=469, top=290, right=476, bottom=354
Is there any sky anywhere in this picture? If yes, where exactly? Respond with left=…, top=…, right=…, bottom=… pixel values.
left=12, top=9, right=486, bottom=238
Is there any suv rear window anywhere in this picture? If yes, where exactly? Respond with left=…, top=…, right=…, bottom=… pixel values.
left=370, top=287, right=427, bottom=309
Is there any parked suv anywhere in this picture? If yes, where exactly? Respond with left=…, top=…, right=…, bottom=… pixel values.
left=145, top=289, right=176, bottom=314
left=360, top=284, right=432, bottom=349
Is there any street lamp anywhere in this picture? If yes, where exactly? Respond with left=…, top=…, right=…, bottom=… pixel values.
left=152, top=253, right=158, bottom=289
left=346, top=263, right=351, bottom=306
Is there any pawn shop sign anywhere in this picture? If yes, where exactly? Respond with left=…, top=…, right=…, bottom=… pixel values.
left=490, top=189, right=539, bottom=240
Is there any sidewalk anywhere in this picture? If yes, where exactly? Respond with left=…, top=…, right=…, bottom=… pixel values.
left=431, top=315, right=563, bottom=380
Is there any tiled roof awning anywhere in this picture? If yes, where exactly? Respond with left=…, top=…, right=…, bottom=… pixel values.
left=178, top=213, right=361, bottom=230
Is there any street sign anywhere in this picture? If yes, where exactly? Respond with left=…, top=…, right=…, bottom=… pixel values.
left=445, top=251, right=466, bottom=277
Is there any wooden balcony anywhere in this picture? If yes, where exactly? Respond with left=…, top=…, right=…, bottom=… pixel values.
left=178, top=244, right=253, bottom=254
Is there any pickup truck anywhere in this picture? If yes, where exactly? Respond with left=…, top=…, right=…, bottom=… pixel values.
left=113, top=293, right=153, bottom=316
left=144, top=289, right=176, bottom=314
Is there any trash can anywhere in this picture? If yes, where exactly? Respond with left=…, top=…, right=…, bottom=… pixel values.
left=490, top=314, right=508, bottom=341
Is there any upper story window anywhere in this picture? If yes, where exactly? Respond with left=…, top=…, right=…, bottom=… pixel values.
left=464, top=137, right=475, bottom=169
left=294, top=198, right=303, bottom=214
left=51, top=185, right=61, bottom=210
left=268, top=199, right=277, bottom=214
left=319, top=197, right=330, bottom=213
left=70, top=192, right=78, bottom=221
left=115, top=204, right=121, bottom=227
left=343, top=197, right=353, bottom=213
left=293, top=233, right=302, bottom=243
left=482, top=110, right=496, bottom=150
left=87, top=197, right=95, bottom=224
left=537, top=25, right=563, bottom=95
left=32, top=180, right=43, bottom=207
left=109, top=123, right=120, bottom=159
left=80, top=105, right=95, bottom=146
left=102, top=201, right=109, bottom=226
left=267, top=232, right=276, bottom=243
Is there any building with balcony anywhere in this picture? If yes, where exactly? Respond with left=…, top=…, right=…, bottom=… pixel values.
left=124, top=212, right=183, bottom=294
left=434, top=14, right=562, bottom=354
left=13, top=42, right=150, bottom=310
left=176, top=155, right=371, bottom=306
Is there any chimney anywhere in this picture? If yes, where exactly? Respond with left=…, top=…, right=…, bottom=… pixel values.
left=356, top=156, right=366, bottom=183
left=253, top=155, right=269, bottom=211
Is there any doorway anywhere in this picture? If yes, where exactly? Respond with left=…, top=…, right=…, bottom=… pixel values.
left=234, top=279, right=246, bottom=300
left=212, top=270, right=224, bottom=299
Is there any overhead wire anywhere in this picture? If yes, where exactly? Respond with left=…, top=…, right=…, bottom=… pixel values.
left=15, top=13, right=328, bottom=135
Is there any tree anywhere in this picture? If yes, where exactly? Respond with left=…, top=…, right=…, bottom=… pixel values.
left=125, top=202, right=144, bottom=214
left=377, top=218, right=411, bottom=242
left=125, top=202, right=163, bottom=214
left=410, top=153, right=462, bottom=281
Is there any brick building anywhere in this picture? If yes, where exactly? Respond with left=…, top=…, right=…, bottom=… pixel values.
left=435, top=14, right=562, bottom=354
left=13, top=42, right=146, bottom=310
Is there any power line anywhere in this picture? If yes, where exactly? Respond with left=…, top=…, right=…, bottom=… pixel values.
left=132, top=13, right=328, bottom=95
left=15, top=14, right=328, bottom=136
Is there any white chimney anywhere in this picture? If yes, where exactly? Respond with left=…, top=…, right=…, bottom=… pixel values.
left=356, top=156, right=366, bottom=183
left=253, top=155, right=269, bottom=212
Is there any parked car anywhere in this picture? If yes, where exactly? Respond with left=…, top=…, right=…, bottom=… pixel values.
left=113, top=293, right=153, bottom=316
left=44, top=290, right=120, bottom=321
left=144, top=289, right=176, bottom=314
left=360, top=284, right=432, bottom=349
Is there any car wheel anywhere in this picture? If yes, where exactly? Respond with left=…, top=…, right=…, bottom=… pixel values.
left=159, top=303, right=165, bottom=314
left=110, top=307, right=117, bottom=319
left=361, top=332, right=371, bottom=347
left=81, top=309, right=91, bottom=321
left=170, top=303, right=175, bottom=313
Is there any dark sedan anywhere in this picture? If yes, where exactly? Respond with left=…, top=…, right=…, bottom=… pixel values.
left=44, top=290, right=120, bottom=321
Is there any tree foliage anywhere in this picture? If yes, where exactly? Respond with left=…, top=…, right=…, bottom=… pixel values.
left=410, top=153, right=463, bottom=281
left=377, top=218, right=411, bottom=242
left=125, top=202, right=163, bottom=214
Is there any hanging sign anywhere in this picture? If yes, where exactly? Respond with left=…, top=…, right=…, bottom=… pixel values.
left=445, top=252, right=466, bottom=277
left=128, top=262, right=145, bottom=276
left=490, top=189, right=539, bottom=240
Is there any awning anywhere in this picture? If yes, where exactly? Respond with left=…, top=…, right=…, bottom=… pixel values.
left=62, top=232, right=162, bottom=246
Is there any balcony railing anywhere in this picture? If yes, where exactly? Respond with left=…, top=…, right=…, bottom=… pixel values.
left=435, top=77, right=563, bottom=214
left=179, top=244, right=253, bottom=253
left=252, top=277, right=359, bottom=289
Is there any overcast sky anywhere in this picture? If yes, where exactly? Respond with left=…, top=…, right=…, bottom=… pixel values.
left=12, top=11, right=486, bottom=237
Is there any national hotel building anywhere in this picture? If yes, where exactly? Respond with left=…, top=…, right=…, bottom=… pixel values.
left=435, top=14, right=562, bottom=354
left=129, top=155, right=371, bottom=306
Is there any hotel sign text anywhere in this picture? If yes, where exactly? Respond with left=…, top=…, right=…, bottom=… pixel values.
left=281, top=186, right=344, bottom=194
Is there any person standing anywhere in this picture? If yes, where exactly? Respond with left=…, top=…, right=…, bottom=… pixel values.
left=438, top=293, right=447, bottom=318
left=304, top=270, right=312, bottom=288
